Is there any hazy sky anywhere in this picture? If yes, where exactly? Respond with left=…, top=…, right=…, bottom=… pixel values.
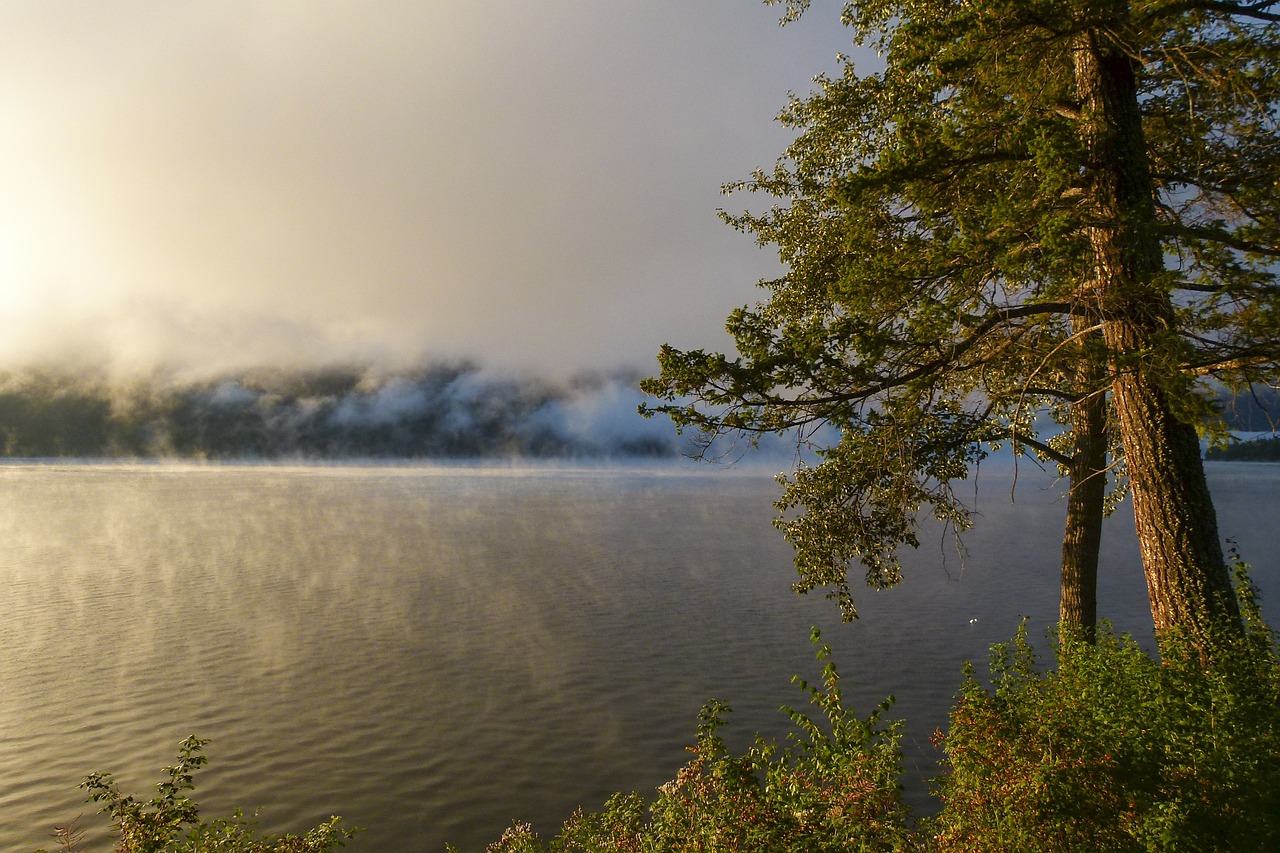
left=0, top=0, right=860, bottom=377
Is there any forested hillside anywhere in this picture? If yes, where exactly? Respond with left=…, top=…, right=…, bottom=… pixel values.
left=0, top=364, right=677, bottom=459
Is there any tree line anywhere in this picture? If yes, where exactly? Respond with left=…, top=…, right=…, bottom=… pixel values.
left=0, top=364, right=677, bottom=459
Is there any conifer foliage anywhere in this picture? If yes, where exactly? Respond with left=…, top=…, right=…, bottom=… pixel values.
left=643, top=0, right=1280, bottom=641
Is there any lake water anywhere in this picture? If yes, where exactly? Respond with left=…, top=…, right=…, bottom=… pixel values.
left=1, top=460, right=1276, bottom=852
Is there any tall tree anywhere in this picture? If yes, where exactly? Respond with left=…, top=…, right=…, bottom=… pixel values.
left=643, top=0, right=1280, bottom=645
left=1058, top=325, right=1111, bottom=636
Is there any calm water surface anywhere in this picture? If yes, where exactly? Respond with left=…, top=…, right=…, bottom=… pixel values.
left=1, top=460, right=1276, bottom=851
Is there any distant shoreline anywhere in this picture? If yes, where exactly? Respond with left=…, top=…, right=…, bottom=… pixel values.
left=1206, top=435, right=1280, bottom=462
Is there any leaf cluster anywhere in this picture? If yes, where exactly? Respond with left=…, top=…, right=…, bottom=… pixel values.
left=932, top=559, right=1280, bottom=851
left=469, top=631, right=915, bottom=853
left=38, top=736, right=360, bottom=853
left=470, top=562, right=1280, bottom=851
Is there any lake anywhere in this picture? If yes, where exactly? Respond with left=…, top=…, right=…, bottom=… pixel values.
left=1, top=460, right=1276, bottom=851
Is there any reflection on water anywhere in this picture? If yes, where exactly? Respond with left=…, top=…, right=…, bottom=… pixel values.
left=0, top=461, right=1275, bottom=851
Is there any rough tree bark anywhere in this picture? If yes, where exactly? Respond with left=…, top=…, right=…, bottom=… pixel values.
left=1072, top=3, right=1240, bottom=642
left=1060, top=326, right=1108, bottom=638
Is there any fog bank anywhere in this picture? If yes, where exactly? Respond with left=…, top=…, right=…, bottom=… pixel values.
left=0, top=363, right=688, bottom=460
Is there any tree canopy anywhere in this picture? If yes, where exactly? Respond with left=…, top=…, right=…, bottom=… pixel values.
left=643, top=0, right=1280, bottom=641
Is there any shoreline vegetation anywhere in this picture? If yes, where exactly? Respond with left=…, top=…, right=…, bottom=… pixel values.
left=0, top=365, right=679, bottom=461
left=1206, top=435, right=1280, bottom=462
left=42, top=573, right=1280, bottom=852
left=0, top=366, right=1271, bottom=463
left=467, top=596, right=1280, bottom=853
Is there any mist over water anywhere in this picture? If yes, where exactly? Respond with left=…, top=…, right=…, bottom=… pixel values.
left=2, top=461, right=1277, bottom=852
left=0, top=363, right=694, bottom=459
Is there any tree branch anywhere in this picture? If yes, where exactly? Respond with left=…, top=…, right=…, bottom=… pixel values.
left=1164, top=223, right=1280, bottom=259
left=1005, top=428, right=1074, bottom=467
left=1141, top=1, right=1280, bottom=25
left=781, top=301, right=1077, bottom=409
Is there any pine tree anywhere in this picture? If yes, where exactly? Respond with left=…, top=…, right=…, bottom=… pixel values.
left=643, top=0, right=1280, bottom=645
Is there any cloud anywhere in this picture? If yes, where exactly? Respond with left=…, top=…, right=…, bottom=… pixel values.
left=0, top=0, right=861, bottom=375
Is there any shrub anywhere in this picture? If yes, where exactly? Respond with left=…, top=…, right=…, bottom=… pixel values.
left=930, top=568, right=1280, bottom=852
left=49, top=567, right=1280, bottom=852
left=36, top=735, right=359, bottom=853
left=468, top=629, right=918, bottom=852
left=474, top=581, right=1280, bottom=852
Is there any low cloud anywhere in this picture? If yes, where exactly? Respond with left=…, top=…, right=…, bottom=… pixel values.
left=0, top=362, right=686, bottom=459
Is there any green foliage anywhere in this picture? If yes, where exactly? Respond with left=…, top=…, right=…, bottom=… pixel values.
left=464, top=630, right=916, bottom=852
left=36, top=736, right=359, bottom=853
left=774, top=405, right=989, bottom=619
left=45, top=578, right=1280, bottom=853
left=643, top=0, right=1280, bottom=622
left=469, top=565, right=1280, bottom=852
left=932, top=571, right=1280, bottom=852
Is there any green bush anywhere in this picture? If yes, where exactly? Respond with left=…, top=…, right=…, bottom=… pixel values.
left=37, top=736, right=359, bottom=853
left=42, top=573, right=1280, bottom=852
left=931, top=574, right=1280, bottom=851
left=469, top=630, right=918, bottom=853
left=471, top=569, right=1280, bottom=852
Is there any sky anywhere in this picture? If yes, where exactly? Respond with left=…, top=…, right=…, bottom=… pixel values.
left=0, top=0, right=863, bottom=379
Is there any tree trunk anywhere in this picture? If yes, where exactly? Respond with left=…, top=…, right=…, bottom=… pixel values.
left=1060, top=334, right=1107, bottom=640
left=1072, top=5, right=1239, bottom=644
